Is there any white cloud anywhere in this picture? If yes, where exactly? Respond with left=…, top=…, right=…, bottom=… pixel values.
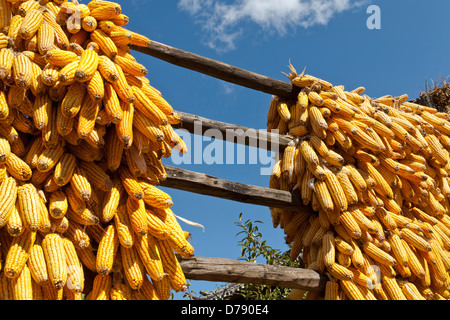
left=178, top=0, right=365, bottom=52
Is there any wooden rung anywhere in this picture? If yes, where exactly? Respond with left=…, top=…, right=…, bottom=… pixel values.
left=160, top=165, right=310, bottom=212
left=173, top=110, right=293, bottom=152
left=178, top=256, right=327, bottom=292
left=130, top=41, right=300, bottom=99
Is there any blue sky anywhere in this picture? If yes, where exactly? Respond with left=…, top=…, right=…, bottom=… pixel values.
left=110, top=0, right=450, bottom=299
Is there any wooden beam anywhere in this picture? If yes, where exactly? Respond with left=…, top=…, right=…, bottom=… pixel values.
left=172, top=110, right=293, bottom=152
left=130, top=41, right=300, bottom=99
left=179, top=256, right=327, bottom=292
left=160, top=165, right=311, bottom=213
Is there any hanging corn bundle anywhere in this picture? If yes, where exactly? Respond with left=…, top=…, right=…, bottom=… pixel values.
left=0, top=0, right=193, bottom=300
left=269, top=64, right=450, bottom=300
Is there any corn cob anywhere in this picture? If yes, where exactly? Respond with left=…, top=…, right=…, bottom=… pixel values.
left=41, top=233, right=67, bottom=290
left=27, top=241, right=49, bottom=286
left=4, top=229, right=36, bottom=279
left=11, top=264, right=33, bottom=300
left=120, top=245, right=144, bottom=290
left=75, top=47, right=98, bottom=82
left=96, top=224, right=119, bottom=275
left=87, top=274, right=112, bottom=300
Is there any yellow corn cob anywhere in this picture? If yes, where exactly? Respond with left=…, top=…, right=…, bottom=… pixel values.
left=87, top=4, right=120, bottom=20
left=322, top=230, right=335, bottom=268
left=77, top=95, right=100, bottom=139
left=48, top=80, right=67, bottom=102
left=48, top=190, right=68, bottom=219
left=324, top=281, right=339, bottom=300
left=155, top=238, right=187, bottom=292
left=133, top=110, right=166, bottom=145
left=324, top=170, right=348, bottom=212
left=111, top=63, right=135, bottom=103
left=65, top=183, right=86, bottom=215
left=340, top=279, right=365, bottom=300
left=97, top=54, right=119, bottom=82
left=11, top=264, right=33, bottom=300
left=0, top=48, right=15, bottom=80
left=61, top=237, right=84, bottom=293
left=132, top=80, right=174, bottom=116
left=18, top=8, right=43, bottom=40
left=77, top=160, right=113, bottom=192
left=58, top=59, right=80, bottom=85
left=36, top=143, right=64, bottom=173
left=362, top=241, right=396, bottom=267
left=90, top=29, right=118, bottom=59
left=4, top=229, right=36, bottom=278
left=17, top=183, right=42, bottom=232
left=0, top=174, right=18, bottom=227
left=81, top=15, right=97, bottom=32
left=27, top=242, right=49, bottom=286
left=109, top=282, right=132, bottom=300
left=75, top=47, right=98, bottom=82
left=120, top=245, right=144, bottom=290
left=381, top=275, right=407, bottom=300
left=96, top=224, right=119, bottom=275
left=135, top=233, right=165, bottom=282
left=299, top=140, right=320, bottom=168
left=314, top=179, right=334, bottom=214
left=309, top=105, right=328, bottom=139
left=132, top=86, right=168, bottom=126
left=45, top=49, right=79, bottom=68
left=114, top=203, right=134, bottom=248
left=101, top=177, right=124, bottom=223
left=100, top=83, right=122, bottom=126
left=7, top=203, right=23, bottom=237
left=0, top=273, right=12, bottom=300
left=0, top=0, right=11, bottom=30
left=69, top=165, right=92, bottom=202
left=66, top=205, right=100, bottom=226
left=114, top=54, right=148, bottom=77
left=117, top=166, right=142, bottom=201
left=87, top=274, right=112, bottom=300
left=12, top=53, right=33, bottom=89
left=43, top=108, right=60, bottom=149
left=139, top=181, right=173, bottom=209
left=125, top=197, right=148, bottom=236
left=36, top=22, right=54, bottom=56
left=372, top=207, right=396, bottom=232
left=37, top=196, right=52, bottom=234
left=399, top=228, right=431, bottom=253
left=326, top=262, right=354, bottom=281
left=86, top=70, right=104, bottom=102
left=61, top=82, right=86, bottom=119
left=339, top=210, right=363, bottom=240
left=0, top=89, right=10, bottom=122
left=41, top=233, right=67, bottom=290
left=109, top=13, right=129, bottom=27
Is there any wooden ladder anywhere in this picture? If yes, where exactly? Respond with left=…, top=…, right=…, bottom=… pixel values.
left=130, top=42, right=327, bottom=294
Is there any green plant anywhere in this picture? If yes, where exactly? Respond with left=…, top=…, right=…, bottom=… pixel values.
left=183, top=213, right=301, bottom=300
left=233, top=213, right=300, bottom=300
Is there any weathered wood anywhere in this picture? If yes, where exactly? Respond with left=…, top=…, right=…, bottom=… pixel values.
left=179, top=256, right=327, bottom=292
left=160, top=165, right=311, bottom=213
left=130, top=41, right=300, bottom=99
left=173, top=110, right=293, bottom=152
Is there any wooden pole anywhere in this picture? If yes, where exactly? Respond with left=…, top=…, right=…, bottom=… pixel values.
left=179, top=256, right=327, bottom=292
left=129, top=41, right=300, bottom=99
left=173, top=110, right=293, bottom=152
left=160, top=165, right=311, bottom=213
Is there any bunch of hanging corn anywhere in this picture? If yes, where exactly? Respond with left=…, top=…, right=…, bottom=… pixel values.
left=269, top=64, right=450, bottom=300
left=0, top=0, right=193, bottom=300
